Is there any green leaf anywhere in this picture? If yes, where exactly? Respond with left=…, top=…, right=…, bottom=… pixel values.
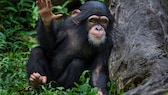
left=53, top=6, right=63, bottom=10
left=62, top=0, right=73, bottom=8
left=4, top=7, right=17, bottom=12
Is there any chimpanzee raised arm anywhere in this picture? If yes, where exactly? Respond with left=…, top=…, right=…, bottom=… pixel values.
left=36, top=0, right=62, bottom=52
left=26, top=0, right=114, bottom=95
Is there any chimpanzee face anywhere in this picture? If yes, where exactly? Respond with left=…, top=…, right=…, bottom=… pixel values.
left=87, top=15, right=109, bottom=46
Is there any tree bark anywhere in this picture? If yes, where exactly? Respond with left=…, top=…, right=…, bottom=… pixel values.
left=109, top=0, right=168, bottom=95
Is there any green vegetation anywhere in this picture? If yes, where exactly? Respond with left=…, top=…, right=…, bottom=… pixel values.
left=0, top=0, right=122, bottom=94
left=0, top=0, right=38, bottom=94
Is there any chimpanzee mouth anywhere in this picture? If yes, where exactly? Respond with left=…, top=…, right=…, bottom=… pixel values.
left=88, top=33, right=106, bottom=46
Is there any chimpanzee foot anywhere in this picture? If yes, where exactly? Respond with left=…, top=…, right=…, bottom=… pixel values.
left=29, top=72, right=47, bottom=88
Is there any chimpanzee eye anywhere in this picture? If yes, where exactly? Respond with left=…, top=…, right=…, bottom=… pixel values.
left=100, top=16, right=109, bottom=27
left=101, top=19, right=108, bottom=24
left=100, top=16, right=109, bottom=24
left=88, top=15, right=99, bottom=24
left=90, top=18, right=98, bottom=23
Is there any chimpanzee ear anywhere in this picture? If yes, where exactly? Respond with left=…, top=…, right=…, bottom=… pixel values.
left=71, top=9, right=81, bottom=25
left=71, top=9, right=81, bottom=18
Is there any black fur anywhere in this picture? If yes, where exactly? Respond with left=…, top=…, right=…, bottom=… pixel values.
left=26, top=1, right=114, bottom=95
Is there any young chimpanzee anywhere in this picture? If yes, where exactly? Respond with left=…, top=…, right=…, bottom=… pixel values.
left=26, top=0, right=114, bottom=95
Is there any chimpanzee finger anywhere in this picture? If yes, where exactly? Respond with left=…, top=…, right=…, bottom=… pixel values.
left=52, top=14, right=63, bottom=19
left=29, top=75, right=36, bottom=82
left=29, top=77, right=33, bottom=82
left=36, top=0, right=41, bottom=4
left=36, top=1, right=42, bottom=10
left=40, top=0, right=44, bottom=3
left=33, top=73, right=41, bottom=78
left=43, top=0, right=47, bottom=7
left=47, top=0, right=52, bottom=8
left=39, top=76, right=47, bottom=84
left=38, top=0, right=45, bottom=8
left=98, top=90, right=104, bottom=95
left=30, top=73, right=40, bottom=80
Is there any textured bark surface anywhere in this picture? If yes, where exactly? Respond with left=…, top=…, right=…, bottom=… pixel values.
left=109, top=0, right=168, bottom=94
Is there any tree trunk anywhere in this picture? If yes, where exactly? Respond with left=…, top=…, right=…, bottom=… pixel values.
left=109, top=0, right=168, bottom=95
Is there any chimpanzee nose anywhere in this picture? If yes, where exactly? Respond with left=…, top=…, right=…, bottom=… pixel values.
left=95, top=26, right=103, bottom=31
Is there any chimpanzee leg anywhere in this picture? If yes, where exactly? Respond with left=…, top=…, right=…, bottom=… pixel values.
left=26, top=46, right=52, bottom=85
left=57, top=58, right=86, bottom=88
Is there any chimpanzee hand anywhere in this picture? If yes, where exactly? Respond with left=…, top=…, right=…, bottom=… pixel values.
left=29, top=72, right=47, bottom=88
left=36, top=0, right=62, bottom=26
left=98, top=89, right=107, bottom=95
